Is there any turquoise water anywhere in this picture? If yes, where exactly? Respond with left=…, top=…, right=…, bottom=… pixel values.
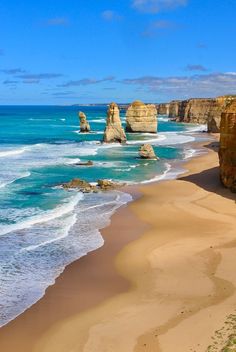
left=0, top=105, right=207, bottom=326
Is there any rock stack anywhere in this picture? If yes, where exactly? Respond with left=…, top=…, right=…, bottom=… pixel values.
left=157, top=103, right=170, bottom=115
left=126, top=100, right=158, bottom=133
left=139, top=144, right=158, bottom=160
left=78, top=112, right=90, bottom=133
left=103, top=103, right=127, bottom=143
left=219, top=100, right=236, bottom=192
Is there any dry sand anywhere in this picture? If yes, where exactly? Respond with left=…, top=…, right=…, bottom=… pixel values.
left=0, top=139, right=236, bottom=352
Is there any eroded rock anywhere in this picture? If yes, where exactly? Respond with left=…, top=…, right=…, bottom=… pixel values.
left=103, top=103, right=127, bottom=143
left=126, top=100, right=158, bottom=133
left=139, top=144, right=158, bottom=160
left=219, top=100, right=236, bottom=192
left=78, top=111, right=90, bottom=133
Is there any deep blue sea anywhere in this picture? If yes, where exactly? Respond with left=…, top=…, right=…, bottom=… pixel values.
left=0, top=105, right=208, bottom=326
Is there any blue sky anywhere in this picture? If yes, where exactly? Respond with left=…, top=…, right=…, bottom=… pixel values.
left=0, top=0, right=235, bottom=104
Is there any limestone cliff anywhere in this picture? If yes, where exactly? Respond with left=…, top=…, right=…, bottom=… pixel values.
left=78, top=112, right=90, bottom=133
left=167, top=96, right=236, bottom=130
left=208, top=96, right=236, bottom=133
left=157, top=103, right=170, bottom=115
left=103, top=103, right=127, bottom=143
left=169, top=101, right=181, bottom=119
left=219, top=100, right=236, bottom=192
left=126, top=100, right=157, bottom=133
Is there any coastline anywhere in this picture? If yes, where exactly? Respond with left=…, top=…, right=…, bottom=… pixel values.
left=0, top=136, right=236, bottom=351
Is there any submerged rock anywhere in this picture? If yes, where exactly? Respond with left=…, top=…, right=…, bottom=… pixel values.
left=126, top=100, right=158, bottom=133
left=103, top=103, right=127, bottom=143
left=75, top=160, right=93, bottom=166
left=219, top=100, right=236, bottom=192
left=78, top=111, right=91, bottom=133
left=139, top=144, right=158, bottom=160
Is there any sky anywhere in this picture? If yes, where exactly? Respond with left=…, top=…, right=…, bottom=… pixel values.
left=0, top=0, right=235, bottom=104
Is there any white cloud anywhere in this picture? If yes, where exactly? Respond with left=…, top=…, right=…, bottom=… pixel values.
left=132, top=0, right=188, bottom=13
left=122, top=72, right=236, bottom=98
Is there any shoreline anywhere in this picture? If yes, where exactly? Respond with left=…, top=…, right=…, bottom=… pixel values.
left=0, top=135, right=236, bottom=351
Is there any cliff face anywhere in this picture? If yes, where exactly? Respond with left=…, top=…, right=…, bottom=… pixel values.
left=169, top=101, right=180, bottom=119
left=157, top=103, right=170, bottom=115
left=208, top=96, right=236, bottom=133
left=126, top=100, right=158, bottom=133
left=219, top=100, right=236, bottom=192
left=103, top=103, right=127, bottom=143
left=181, top=99, right=216, bottom=124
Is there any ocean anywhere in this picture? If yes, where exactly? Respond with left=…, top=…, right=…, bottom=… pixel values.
left=0, top=105, right=209, bottom=326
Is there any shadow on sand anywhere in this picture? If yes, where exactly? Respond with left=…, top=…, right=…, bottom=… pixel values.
left=180, top=141, right=236, bottom=203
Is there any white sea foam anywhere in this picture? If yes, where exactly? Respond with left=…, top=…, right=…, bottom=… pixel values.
left=0, top=147, right=26, bottom=157
left=0, top=171, right=31, bottom=189
left=0, top=193, right=83, bottom=237
left=140, top=163, right=184, bottom=184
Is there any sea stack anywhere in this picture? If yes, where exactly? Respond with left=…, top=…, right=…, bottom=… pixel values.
left=103, top=103, right=127, bottom=143
left=139, top=144, right=158, bottom=160
left=219, top=100, right=236, bottom=192
left=78, top=111, right=90, bottom=133
left=126, top=100, right=158, bottom=133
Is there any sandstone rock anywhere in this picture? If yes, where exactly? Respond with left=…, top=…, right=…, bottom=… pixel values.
left=103, top=103, right=127, bottom=143
left=139, top=144, right=158, bottom=160
left=62, top=178, right=125, bottom=192
left=169, top=100, right=181, bottom=119
left=126, top=100, right=157, bottom=133
left=62, top=178, right=97, bottom=193
left=157, top=103, right=170, bottom=115
left=97, top=179, right=124, bottom=190
left=208, top=96, right=236, bottom=133
left=78, top=111, right=90, bottom=133
left=219, top=100, right=236, bottom=192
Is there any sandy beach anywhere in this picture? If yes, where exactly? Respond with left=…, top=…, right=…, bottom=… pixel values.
left=0, top=138, right=236, bottom=352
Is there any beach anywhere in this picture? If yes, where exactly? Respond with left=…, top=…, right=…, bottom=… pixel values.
left=0, top=137, right=235, bottom=352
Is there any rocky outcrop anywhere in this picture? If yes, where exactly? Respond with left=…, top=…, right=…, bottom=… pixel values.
left=219, top=100, right=236, bottom=192
left=139, top=144, right=158, bottom=159
left=179, top=99, right=215, bottom=124
left=97, top=179, right=124, bottom=190
left=75, top=160, right=93, bottom=166
left=103, top=103, right=127, bottom=143
left=78, top=112, right=90, bottom=133
left=157, top=103, right=170, bottom=115
left=208, top=96, right=236, bottom=133
left=168, top=96, right=236, bottom=130
left=169, top=100, right=181, bottom=119
left=126, top=100, right=157, bottom=133
left=62, top=178, right=124, bottom=192
left=62, top=178, right=97, bottom=193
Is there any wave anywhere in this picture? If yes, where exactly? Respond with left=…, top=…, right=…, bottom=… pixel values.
left=89, top=118, right=106, bottom=123
left=185, top=124, right=207, bottom=133
left=0, top=193, right=83, bottom=237
left=0, top=171, right=31, bottom=189
left=140, top=163, right=184, bottom=184
left=0, top=147, right=26, bottom=157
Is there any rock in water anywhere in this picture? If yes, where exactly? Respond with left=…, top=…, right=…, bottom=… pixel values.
left=78, top=111, right=90, bottom=133
left=139, top=144, right=158, bottom=159
left=219, top=100, right=236, bottom=192
left=62, top=178, right=97, bottom=193
left=103, top=103, right=127, bottom=143
left=126, top=100, right=158, bottom=133
left=97, top=179, right=124, bottom=190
